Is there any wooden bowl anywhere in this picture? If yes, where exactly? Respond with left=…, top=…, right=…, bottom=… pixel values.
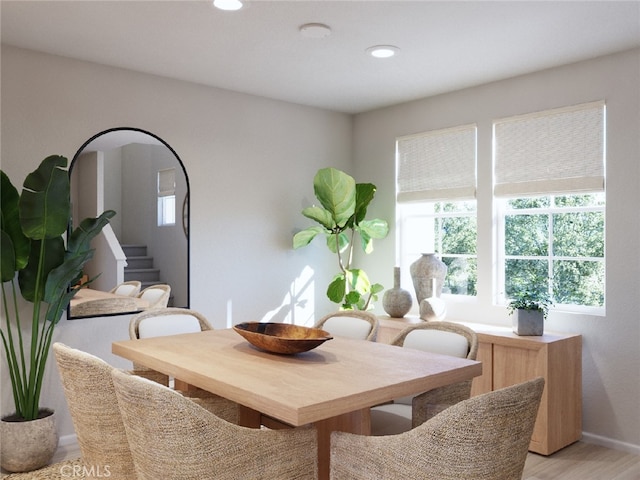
left=233, top=322, right=333, bottom=355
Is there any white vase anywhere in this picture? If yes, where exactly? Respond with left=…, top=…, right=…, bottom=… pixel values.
left=0, top=409, right=58, bottom=473
left=409, top=253, right=448, bottom=305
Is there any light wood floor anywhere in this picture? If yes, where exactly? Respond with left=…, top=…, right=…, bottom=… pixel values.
left=47, top=440, right=639, bottom=479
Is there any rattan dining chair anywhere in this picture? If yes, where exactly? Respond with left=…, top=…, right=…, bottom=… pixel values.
left=313, top=310, right=379, bottom=341
left=128, top=307, right=213, bottom=386
left=137, top=283, right=171, bottom=309
left=52, top=343, right=138, bottom=479
left=331, top=377, right=545, bottom=480
left=109, top=280, right=142, bottom=297
left=54, top=343, right=240, bottom=474
left=111, top=368, right=318, bottom=480
left=370, top=321, right=478, bottom=435
left=128, top=307, right=239, bottom=422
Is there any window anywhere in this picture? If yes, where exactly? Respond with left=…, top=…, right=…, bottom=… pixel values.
left=497, top=194, right=605, bottom=308
left=396, top=125, right=477, bottom=297
left=398, top=200, right=477, bottom=296
left=494, top=101, right=606, bottom=311
left=157, top=168, right=176, bottom=226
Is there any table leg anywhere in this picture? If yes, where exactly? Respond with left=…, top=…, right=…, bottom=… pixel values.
left=238, top=405, right=262, bottom=428
left=314, top=408, right=370, bottom=480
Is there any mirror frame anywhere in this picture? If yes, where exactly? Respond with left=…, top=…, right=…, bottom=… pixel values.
left=67, top=126, right=190, bottom=319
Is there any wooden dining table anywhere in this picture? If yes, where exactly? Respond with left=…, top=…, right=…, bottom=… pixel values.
left=112, top=327, right=482, bottom=479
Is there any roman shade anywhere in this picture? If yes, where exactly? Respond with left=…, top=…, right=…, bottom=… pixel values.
left=494, top=101, right=605, bottom=197
left=396, top=124, right=477, bottom=203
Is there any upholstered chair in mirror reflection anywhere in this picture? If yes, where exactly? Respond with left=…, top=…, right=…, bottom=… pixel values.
left=136, top=284, right=171, bottom=309
left=109, top=280, right=142, bottom=297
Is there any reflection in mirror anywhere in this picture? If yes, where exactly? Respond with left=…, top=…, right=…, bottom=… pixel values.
left=68, top=128, right=189, bottom=319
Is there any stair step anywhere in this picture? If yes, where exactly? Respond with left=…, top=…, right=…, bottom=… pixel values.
left=125, top=268, right=160, bottom=282
left=122, top=244, right=147, bottom=257
left=125, top=256, right=154, bottom=269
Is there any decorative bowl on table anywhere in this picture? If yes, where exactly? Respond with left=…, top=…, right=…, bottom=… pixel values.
left=233, top=322, right=333, bottom=354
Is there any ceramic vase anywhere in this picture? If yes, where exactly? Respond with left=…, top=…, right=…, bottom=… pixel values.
left=409, top=253, right=448, bottom=305
left=0, top=409, right=58, bottom=473
left=382, top=267, right=413, bottom=318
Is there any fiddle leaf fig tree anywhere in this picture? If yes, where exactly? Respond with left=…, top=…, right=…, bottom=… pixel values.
left=1, top=155, right=114, bottom=421
left=293, top=167, right=389, bottom=310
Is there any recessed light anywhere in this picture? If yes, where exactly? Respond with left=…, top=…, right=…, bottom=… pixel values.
left=366, top=45, right=399, bottom=58
left=299, top=23, right=332, bottom=39
left=213, top=0, right=243, bottom=11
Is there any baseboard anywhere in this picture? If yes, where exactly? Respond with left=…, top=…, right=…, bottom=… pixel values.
left=58, top=433, right=78, bottom=447
left=581, top=432, right=640, bottom=455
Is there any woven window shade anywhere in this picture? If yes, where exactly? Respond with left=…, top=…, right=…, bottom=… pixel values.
left=494, top=101, right=605, bottom=197
left=158, top=168, right=176, bottom=197
left=397, top=124, right=476, bottom=202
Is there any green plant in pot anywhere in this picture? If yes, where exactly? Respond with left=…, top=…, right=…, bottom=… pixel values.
left=507, top=291, right=553, bottom=336
left=0, top=155, right=114, bottom=472
left=293, top=167, right=389, bottom=310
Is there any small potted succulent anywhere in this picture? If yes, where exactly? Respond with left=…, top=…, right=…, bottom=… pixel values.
left=507, top=291, right=553, bottom=336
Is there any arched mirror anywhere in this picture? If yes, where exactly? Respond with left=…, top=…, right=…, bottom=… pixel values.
left=67, top=127, right=189, bottom=319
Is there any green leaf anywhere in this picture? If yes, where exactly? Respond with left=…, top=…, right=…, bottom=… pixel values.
left=18, top=237, right=65, bottom=303
left=326, top=232, right=349, bottom=254
left=353, top=183, right=376, bottom=224
left=67, top=211, right=116, bottom=256
left=19, top=155, right=70, bottom=241
left=313, top=168, right=356, bottom=228
left=346, top=268, right=371, bottom=294
left=293, top=226, right=325, bottom=249
left=370, top=283, right=385, bottom=295
left=1, top=170, right=30, bottom=272
left=327, top=274, right=346, bottom=303
left=359, top=218, right=390, bottom=240
left=0, top=231, right=16, bottom=282
left=301, top=206, right=335, bottom=230
left=344, top=290, right=361, bottom=307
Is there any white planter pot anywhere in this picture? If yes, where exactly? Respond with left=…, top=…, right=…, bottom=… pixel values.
left=0, top=409, right=58, bottom=473
left=512, top=309, right=544, bottom=336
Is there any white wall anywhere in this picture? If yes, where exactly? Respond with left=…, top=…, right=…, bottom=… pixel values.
left=0, top=45, right=352, bottom=438
left=2, top=44, right=638, bottom=454
left=353, top=48, right=640, bottom=453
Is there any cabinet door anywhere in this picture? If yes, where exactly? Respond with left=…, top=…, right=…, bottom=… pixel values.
left=492, top=344, right=542, bottom=388
left=492, top=344, right=547, bottom=451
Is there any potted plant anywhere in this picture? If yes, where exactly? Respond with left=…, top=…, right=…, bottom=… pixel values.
left=293, top=167, right=389, bottom=310
left=0, top=155, right=114, bottom=472
left=507, top=291, right=553, bottom=336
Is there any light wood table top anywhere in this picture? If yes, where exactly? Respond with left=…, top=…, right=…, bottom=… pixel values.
left=113, top=327, right=482, bottom=479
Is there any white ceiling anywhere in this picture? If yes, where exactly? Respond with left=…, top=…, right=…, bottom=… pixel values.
left=2, top=0, right=639, bottom=114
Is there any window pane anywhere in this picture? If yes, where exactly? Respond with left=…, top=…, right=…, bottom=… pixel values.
left=553, top=211, right=604, bottom=257
left=554, top=193, right=605, bottom=207
left=553, top=260, right=604, bottom=306
left=505, top=214, right=549, bottom=256
left=443, top=256, right=477, bottom=295
left=505, top=259, right=549, bottom=298
left=438, top=216, right=477, bottom=254
left=508, top=197, right=550, bottom=209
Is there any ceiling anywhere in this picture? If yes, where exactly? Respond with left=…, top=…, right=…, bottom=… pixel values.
left=2, top=1, right=639, bottom=114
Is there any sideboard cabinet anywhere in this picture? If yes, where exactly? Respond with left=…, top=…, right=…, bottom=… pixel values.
left=378, top=317, right=582, bottom=455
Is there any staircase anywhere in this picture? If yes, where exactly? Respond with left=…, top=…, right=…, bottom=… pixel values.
left=122, top=245, right=172, bottom=305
